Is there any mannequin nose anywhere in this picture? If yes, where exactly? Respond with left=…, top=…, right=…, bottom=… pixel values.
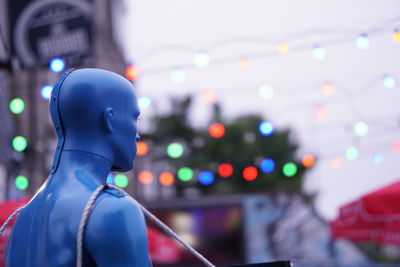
left=136, top=133, right=140, bottom=142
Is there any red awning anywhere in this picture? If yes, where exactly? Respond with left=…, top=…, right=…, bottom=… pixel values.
left=331, top=180, right=400, bottom=245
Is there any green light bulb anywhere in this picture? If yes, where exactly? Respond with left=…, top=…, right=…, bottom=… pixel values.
left=12, top=136, right=27, bottom=152
left=15, top=175, right=29, bottom=190
left=354, top=121, right=368, bottom=136
left=114, top=174, right=129, bottom=188
left=170, top=69, right=186, bottom=83
left=283, top=162, right=297, bottom=177
left=178, top=167, right=193, bottom=182
left=193, top=52, right=210, bottom=68
left=167, top=143, right=184, bottom=158
left=9, top=98, right=25, bottom=114
left=346, top=147, right=359, bottom=160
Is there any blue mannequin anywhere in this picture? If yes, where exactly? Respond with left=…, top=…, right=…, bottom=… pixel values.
left=5, top=69, right=152, bottom=267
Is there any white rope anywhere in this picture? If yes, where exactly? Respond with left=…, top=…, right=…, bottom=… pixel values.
left=107, top=184, right=216, bottom=267
left=0, top=204, right=27, bottom=237
left=76, top=184, right=107, bottom=267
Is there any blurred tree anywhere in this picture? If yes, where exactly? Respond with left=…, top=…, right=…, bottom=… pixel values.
left=141, top=95, right=307, bottom=197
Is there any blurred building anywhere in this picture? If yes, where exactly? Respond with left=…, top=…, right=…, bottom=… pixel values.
left=0, top=0, right=130, bottom=199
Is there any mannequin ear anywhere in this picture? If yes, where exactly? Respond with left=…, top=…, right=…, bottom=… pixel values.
left=103, top=107, right=114, bottom=133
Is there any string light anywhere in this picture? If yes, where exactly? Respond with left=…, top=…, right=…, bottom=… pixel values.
left=259, top=121, right=274, bottom=136
left=383, top=75, right=396, bottom=88
left=138, top=171, right=153, bottom=185
left=218, top=163, right=233, bottom=178
left=177, top=167, right=193, bottom=182
left=125, top=65, right=140, bottom=81
left=138, top=97, right=152, bottom=109
left=209, top=123, right=225, bottom=138
left=277, top=43, right=289, bottom=55
left=354, top=121, right=368, bottom=136
left=167, top=142, right=184, bottom=158
left=356, top=34, right=370, bottom=49
left=159, top=172, right=175, bottom=186
left=373, top=154, right=383, bottom=164
left=170, top=69, right=186, bottom=83
left=9, top=98, right=25, bottom=114
left=346, top=147, right=359, bottom=160
left=312, top=46, right=326, bottom=60
left=258, top=85, right=274, bottom=99
left=12, top=136, right=27, bottom=152
left=315, top=106, right=326, bottom=118
left=114, top=174, right=129, bottom=188
left=198, top=171, right=214, bottom=185
left=237, top=57, right=250, bottom=70
left=15, top=175, right=28, bottom=190
left=282, top=162, right=297, bottom=177
left=330, top=157, right=343, bottom=169
left=322, top=83, right=335, bottom=96
left=393, top=29, right=400, bottom=43
left=193, top=52, right=210, bottom=68
left=260, top=158, right=275, bottom=173
left=137, top=141, right=149, bottom=156
left=41, top=85, right=53, bottom=101
left=242, top=166, right=258, bottom=181
left=391, top=141, right=400, bottom=153
left=203, top=90, right=217, bottom=104
left=302, top=154, right=315, bottom=168
left=49, top=58, right=65, bottom=73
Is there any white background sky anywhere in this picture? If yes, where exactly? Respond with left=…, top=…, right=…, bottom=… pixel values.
left=114, top=0, right=400, bottom=219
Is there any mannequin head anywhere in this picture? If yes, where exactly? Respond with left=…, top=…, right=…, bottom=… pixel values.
left=50, top=68, right=140, bottom=172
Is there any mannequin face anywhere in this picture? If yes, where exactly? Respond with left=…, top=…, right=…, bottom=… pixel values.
left=111, top=89, right=140, bottom=172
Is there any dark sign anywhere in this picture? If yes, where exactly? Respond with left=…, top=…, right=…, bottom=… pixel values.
left=9, top=0, right=93, bottom=68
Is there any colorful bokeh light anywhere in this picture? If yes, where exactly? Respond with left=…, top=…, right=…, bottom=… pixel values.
left=373, top=154, right=383, bottom=164
left=282, top=163, right=297, bottom=177
left=198, top=171, right=214, bottom=185
left=315, top=106, right=326, bottom=118
left=137, top=141, right=149, bottom=156
left=260, top=158, right=275, bottom=173
left=114, top=174, right=129, bottom=188
left=242, top=166, right=258, bottom=181
left=138, top=171, right=153, bottom=185
left=237, top=57, right=250, bottom=70
left=170, top=69, right=186, bottom=83
left=15, top=175, right=29, bottom=190
left=354, top=121, right=368, bottom=136
left=193, top=52, right=210, bottom=68
left=218, top=163, right=233, bottom=178
left=330, top=157, right=343, bottom=169
left=391, top=141, right=400, bottom=153
left=313, top=46, right=326, bottom=60
left=41, top=85, right=53, bottom=101
left=322, top=84, right=335, bottom=96
left=383, top=75, right=396, bottom=88
left=258, top=85, right=274, bottom=99
left=356, top=35, right=370, bottom=49
left=125, top=65, right=140, bottom=81
left=12, top=136, right=27, bottom=152
left=167, top=143, right=184, bottom=158
left=203, top=90, right=217, bottom=104
left=346, top=147, right=359, bottom=160
left=138, top=97, right=151, bottom=109
left=50, top=58, right=65, bottom=73
left=302, top=154, right=315, bottom=168
left=178, top=167, right=193, bottom=182
left=209, top=123, right=225, bottom=138
left=393, top=30, right=400, bottom=43
left=159, top=172, right=175, bottom=186
left=259, top=121, right=274, bottom=136
left=9, top=98, right=25, bottom=114
left=277, top=43, right=289, bottom=55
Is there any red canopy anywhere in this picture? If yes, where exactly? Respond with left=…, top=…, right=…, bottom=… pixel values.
left=331, top=180, right=400, bottom=245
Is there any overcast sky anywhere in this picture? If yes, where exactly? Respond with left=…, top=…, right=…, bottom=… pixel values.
left=115, top=0, right=400, bottom=219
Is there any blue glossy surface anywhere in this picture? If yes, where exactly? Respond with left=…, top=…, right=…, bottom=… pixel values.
left=5, top=69, right=152, bottom=267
